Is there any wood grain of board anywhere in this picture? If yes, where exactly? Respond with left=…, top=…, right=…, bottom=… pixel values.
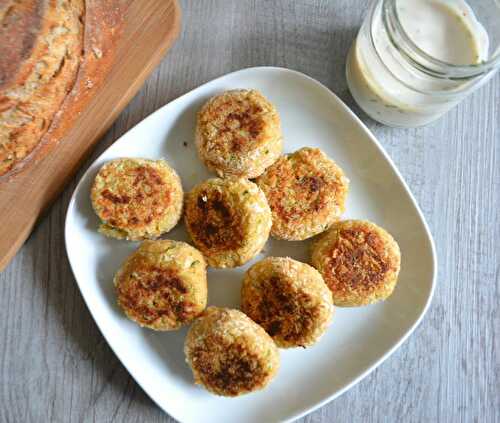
left=0, top=1, right=499, bottom=423
left=0, top=0, right=181, bottom=271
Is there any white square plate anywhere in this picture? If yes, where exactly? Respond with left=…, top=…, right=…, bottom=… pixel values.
left=65, top=67, right=437, bottom=423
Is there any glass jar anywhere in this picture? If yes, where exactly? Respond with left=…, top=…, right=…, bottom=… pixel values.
left=346, top=0, right=500, bottom=127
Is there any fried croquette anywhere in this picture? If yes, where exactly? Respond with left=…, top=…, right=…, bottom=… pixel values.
left=184, top=177, right=272, bottom=268
left=196, top=89, right=282, bottom=178
left=241, top=257, right=334, bottom=348
left=184, top=307, right=280, bottom=396
left=256, top=147, right=349, bottom=241
left=114, top=240, right=207, bottom=330
left=311, top=220, right=401, bottom=306
left=91, top=158, right=183, bottom=240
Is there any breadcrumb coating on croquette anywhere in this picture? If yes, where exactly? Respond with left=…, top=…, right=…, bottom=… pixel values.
left=256, top=147, right=349, bottom=241
left=241, top=257, right=334, bottom=348
left=196, top=89, right=282, bottom=178
left=114, top=240, right=207, bottom=330
left=184, top=178, right=272, bottom=268
left=184, top=307, right=280, bottom=396
left=91, top=158, right=183, bottom=240
left=311, top=220, right=401, bottom=307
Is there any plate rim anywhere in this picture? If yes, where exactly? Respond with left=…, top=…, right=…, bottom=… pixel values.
left=64, top=66, right=437, bottom=423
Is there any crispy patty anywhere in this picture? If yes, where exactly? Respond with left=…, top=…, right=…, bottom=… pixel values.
left=256, top=147, right=349, bottom=240
left=184, top=307, right=280, bottom=396
left=311, top=220, right=401, bottom=307
left=195, top=89, right=282, bottom=178
left=91, top=158, right=183, bottom=240
left=114, top=240, right=207, bottom=330
left=241, top=257, right=334, bottom=348
left=184, top=178, right=272, bottom=268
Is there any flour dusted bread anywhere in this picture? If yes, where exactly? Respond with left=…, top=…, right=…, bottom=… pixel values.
left=0, top=0, right=127, bottom=178
left=0, top=0, right=84, bottom=176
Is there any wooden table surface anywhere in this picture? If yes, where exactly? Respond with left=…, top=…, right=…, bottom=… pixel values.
left=1, top=1, right=499, bottom=422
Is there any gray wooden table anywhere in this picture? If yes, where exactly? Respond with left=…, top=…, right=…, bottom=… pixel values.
left=1, top=1, right=499, bottom=422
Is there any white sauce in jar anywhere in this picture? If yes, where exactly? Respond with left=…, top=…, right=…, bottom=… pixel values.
left=346, top=0, right=490, bottom=127
left=398, top=0, right=484, bottom=65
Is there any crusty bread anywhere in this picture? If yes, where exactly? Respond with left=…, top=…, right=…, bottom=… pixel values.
left=0, top=0, right=84, bottom=176
left=0, top=0, right=127, bottom=179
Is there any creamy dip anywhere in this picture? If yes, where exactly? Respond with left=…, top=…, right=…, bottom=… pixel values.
left=346, top=0, right=490, bottom=127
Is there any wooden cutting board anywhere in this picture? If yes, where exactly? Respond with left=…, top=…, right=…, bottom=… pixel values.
left=0, top=0, right=181, bottom=271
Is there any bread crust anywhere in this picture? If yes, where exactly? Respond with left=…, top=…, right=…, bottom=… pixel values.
left=0, top=0, right=84, bottom=176
left=0, top=0, right=127, bottom=179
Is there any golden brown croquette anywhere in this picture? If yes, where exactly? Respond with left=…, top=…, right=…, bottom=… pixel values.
left=114, top=240, right=207, bottom=330
left=184, top=177, right=272, bottom=268
left=256, top=147, right=349, bottom=241
left=91, top=158, right=183, bottom=240
left=184, top=307, right=280, bottom=396
left=311, top=220, right=401, bottom=307
left=196, top=89, right=282, bottom=178
left=241, top=257, right=334, bottom=348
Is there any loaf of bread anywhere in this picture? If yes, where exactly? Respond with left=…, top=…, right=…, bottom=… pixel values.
left=0, top=0, right=127, bottom=178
